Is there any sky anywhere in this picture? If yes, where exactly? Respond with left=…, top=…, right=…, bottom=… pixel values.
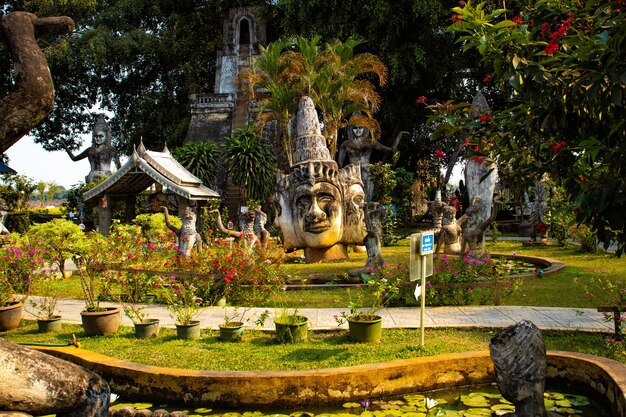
left=5, top=135, right=127, bottom=189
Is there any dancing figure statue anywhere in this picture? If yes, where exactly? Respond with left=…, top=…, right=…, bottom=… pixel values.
left=338, top=120, right=407, bottom=202
left=435, top=204, right=467, bottom=255
left=461, top=196, right=498, bottom=260
left=63, top=115, right=121, bottom=183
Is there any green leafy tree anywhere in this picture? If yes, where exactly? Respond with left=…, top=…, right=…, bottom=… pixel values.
left=47, top=182, right=59, bottom=202
left=26, top=218, right=85, bottom=277
left=450, top=0, right=626, bottom=256
left=222, top=126, right=278, bottom=204
left=171, top=141, right=219, bottom=188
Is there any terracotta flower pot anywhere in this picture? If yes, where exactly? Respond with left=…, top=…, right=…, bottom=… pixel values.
left=0, top=302, right=23, bottom=332
left=80, top=307, right=121, bottom=336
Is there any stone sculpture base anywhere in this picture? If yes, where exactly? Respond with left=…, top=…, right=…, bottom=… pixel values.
left=304, top=244, right=348, bottom=263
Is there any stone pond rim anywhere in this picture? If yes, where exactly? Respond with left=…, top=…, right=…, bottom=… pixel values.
left=29, top=346, right=626, bottom=416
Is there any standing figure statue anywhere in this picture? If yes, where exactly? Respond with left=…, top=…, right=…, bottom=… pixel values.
left=161, top=205, right=203, bottom=256
left=435, top=204, right=467, bottom=255
left=253, top=205, right=270, bottom=244
left=210, top=209, right=260, bottom=249
left=338, top=120, right=407, bottom=202
left=461, top=196, right=498, bottom=260
left=526, top=176, right=549, bottom=243
left=63, top=115, right=121, bottom=183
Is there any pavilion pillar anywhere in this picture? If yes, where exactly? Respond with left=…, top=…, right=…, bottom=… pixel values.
left=95, top=195, right=111, bottom=236
left=124, top=195, right=136, bottom=223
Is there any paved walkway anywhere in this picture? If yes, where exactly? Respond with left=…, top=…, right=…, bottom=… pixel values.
left=25, top=297, right=613, bottom=333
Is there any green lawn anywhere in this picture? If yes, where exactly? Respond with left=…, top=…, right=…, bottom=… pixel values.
left=4, top=320, right=616, bottom=370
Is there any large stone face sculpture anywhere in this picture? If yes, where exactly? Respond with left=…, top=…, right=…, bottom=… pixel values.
left=275, top=96, right=367, bottom=262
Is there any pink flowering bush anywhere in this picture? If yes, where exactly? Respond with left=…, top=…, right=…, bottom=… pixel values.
left=0, top=237, right=46, bottom=307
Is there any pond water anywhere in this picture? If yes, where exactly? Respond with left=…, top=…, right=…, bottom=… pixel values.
left=111, top=384, right=611, bottom=417
left=490, top=257, right=541, bottom=276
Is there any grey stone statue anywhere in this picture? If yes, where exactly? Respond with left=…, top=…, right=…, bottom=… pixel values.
left=63, top=115, right=121, bottom=184
left=338, top=121, right=406, bottom=202
left=275, top=96, right=367, bottom=262
left=161, top=204, right=203, bottom=256
left=526, top=175, right=549, bottom=242
left=490, top=320, right=559, bottom=417
left=435, top=203, right=467, bottom=255
left=0, top=338, right=110, bottom=416
left=461, top=196, right=498, bottom=260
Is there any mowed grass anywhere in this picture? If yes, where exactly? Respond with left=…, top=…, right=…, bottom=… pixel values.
left=4, top=320, right=617, bottom=370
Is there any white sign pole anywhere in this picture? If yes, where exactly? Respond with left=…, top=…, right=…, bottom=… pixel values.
left=420, top=254, right=427, bottom=347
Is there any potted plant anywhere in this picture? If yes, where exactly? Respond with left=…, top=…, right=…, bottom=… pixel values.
left=0, top=237, right=42, bottom=331
left=27, top=274, right=64, bottom=333
left=218, top=307, right=251, bottom=342
left=156, top=274, right=203, bottom=339
left=115, top=270, right=159, bottom=338
left=74, top=233, right=121, bottom=336
left=335, top=263, right=402, bottom=343
left=274, top=307, right=309, bottom=344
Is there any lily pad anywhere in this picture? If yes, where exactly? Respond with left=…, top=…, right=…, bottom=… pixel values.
left=463, top=408, right=492, bottom=416
left=556, top=399, right=572, bottom=407
left=133, top=403, right=154, bottom=410
left=342, top=402, right=362, bottom=409
left=290, top=413, right=314, bottom=417
left=491, top=404, right=515, bottom=412
left=194, top=408, right=213, bottom=414
left=460, top=395, right=490, bottom=407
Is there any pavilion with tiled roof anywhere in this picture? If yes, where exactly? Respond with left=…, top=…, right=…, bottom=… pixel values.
left=83, top=140, right=220, bottom=235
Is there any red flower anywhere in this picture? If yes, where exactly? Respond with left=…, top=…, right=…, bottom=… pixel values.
left=479, top=114, right=492, bottom=123
left=472, top=156, right=485, bottom=164
left=511, top=16, right=522, bottom=25
left=451, top=14, right=462, bottom=23
left=545, top=42, right=559, bottom=55
left=550, top=140, right=567, bottom=155
left=434, top=149, right=445, bottom=159
left=482, top=75, right=491, bottom=84
left=415, top=95, right=427, bottom=104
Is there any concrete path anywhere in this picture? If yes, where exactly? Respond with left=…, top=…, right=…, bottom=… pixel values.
left=24, top=297, right=613, bottom=333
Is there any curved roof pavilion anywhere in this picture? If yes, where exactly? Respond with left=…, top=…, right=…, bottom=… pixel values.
left=83, top=140, right=220, bottom=235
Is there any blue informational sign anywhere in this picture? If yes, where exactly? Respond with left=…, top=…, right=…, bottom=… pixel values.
left=420, top=232, right=434, bottom=255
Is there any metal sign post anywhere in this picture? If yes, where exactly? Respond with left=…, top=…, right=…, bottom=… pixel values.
left=410, top=231, right=434, bottom=348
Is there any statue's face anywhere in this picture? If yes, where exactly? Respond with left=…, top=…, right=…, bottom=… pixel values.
left=94, top=130, right=106, bottom=146
left=293, top=181, right=342, bottom=247
left=342, top=183, right=367, bottom=244
left=351, top=125, right=366, bottom=139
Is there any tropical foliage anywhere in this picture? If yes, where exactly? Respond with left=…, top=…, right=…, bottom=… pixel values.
left=239, top=35, right=388, bottom=161
left=449, top=0, right=626, bottom=256
left=222, top=126, right=277, bottom=203
left=171, top=141, right=219, bottom=188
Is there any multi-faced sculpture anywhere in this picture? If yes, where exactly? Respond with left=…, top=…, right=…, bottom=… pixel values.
left=275, top=96, right=366, bottom=262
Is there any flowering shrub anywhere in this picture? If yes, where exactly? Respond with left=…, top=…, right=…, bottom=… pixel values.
left=578, top=268, right=626, bottom=307
left=156, top=274, right=205, bottom=325
left=394, top=253, right=519, bottom=307
left=0, top=237, right=46, bottom=306
left=335, top=262, right=403, bottom=324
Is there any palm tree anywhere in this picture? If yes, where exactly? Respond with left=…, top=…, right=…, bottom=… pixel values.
left=46, top=182, right=59, bottom=203
left=36, top=181, right=46, bottom=207
left=239, top=36, right=387, bottom=161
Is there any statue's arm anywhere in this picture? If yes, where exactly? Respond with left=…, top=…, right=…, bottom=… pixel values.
left=160, top=206, right=180, bottom=235
left=61, top=140, right=88, bottom=161
left=337, top=143, right=347, bottom=167
left=113, top=149, right=122, bottom=169
left=210, top=209, right=243, bottom=239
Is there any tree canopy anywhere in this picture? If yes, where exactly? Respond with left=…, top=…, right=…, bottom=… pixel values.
left=450, top=0, right=626, bottom=256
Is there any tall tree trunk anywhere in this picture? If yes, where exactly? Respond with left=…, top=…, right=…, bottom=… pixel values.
left=0, top=12, right=74, bottom=152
